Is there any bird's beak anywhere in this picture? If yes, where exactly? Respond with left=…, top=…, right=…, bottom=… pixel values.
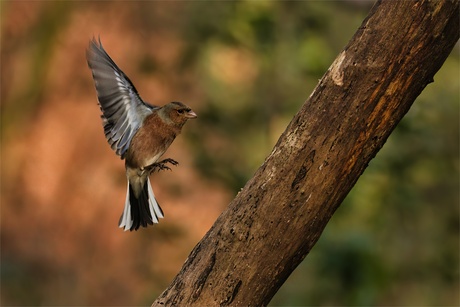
left=186, top=110, right=198, bottom=119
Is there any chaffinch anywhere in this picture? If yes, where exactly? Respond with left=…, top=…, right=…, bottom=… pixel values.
left=86, top=38, right=197, bottom=231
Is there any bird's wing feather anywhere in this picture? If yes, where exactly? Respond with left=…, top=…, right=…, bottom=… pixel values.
left=86, top=38, right=157, bottom=158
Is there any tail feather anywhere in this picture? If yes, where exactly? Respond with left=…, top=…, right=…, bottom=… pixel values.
left=119, top=184, right=132, bottom=229
left=147, top=180, right=164, bottom=219
left=119, top=177, right=164, bottom=231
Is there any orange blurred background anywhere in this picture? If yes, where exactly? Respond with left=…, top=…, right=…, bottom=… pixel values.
left=1, top=2, right=232, bottom=305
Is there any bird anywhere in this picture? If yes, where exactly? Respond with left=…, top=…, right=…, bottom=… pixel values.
left=86, top=38, right=197, bottom=231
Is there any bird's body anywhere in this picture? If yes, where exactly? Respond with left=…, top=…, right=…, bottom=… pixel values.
left=125, top=106, right=184, bottom=169
left=86, top=38, right=196, bottom=231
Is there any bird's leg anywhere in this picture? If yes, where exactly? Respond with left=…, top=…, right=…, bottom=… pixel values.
left=145, top=158, right=179, bottom=173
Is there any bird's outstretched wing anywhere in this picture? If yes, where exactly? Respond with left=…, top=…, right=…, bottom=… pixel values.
left=86, top=38, right=157, bottom=158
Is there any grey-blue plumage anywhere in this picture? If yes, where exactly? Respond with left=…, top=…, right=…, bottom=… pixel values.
left=86, top=38, right=156, bottom=158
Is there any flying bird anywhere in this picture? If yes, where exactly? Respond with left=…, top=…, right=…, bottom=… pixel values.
left=86, top=38, right=197, bottom=231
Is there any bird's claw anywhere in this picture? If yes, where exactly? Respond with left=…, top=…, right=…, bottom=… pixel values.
left=159, top=158, right=179, bottom=166
left=146, top=158, right=179, bottom=173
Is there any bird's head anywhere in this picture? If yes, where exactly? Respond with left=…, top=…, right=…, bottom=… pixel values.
left=161, top=101, right=197, bottom=127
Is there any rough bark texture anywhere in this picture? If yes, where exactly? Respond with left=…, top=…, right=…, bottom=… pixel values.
left=153, top=1, right=459, bottom=306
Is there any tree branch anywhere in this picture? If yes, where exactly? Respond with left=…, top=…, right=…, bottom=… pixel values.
left=153, top=0, right=459, bottom=305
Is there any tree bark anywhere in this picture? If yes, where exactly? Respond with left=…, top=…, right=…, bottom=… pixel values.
left=153, top=1, right=459, bottom=306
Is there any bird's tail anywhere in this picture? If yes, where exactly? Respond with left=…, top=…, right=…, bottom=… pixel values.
left=119, top=177, right=164, bottom=231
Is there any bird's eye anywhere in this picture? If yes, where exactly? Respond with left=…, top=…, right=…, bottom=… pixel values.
left=177, top=109, right=184, bottom=114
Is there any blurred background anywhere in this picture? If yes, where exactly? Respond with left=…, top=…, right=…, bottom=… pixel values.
left=1, top=1, right=458, bottom=306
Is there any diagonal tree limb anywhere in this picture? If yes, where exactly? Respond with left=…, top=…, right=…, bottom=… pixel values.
left=153, top=1, right=459, bottom=305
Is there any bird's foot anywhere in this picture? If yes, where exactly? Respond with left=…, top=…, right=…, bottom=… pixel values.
left=146, top=158, right=179, bottom=173
left=159, top=158, right=179, bottom=167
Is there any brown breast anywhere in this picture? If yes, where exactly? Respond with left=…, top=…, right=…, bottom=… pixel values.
left=125, top=112, right=181, bottom=169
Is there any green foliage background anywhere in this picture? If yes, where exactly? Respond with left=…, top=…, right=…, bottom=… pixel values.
left=1, top=1, right=458, bottom=306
